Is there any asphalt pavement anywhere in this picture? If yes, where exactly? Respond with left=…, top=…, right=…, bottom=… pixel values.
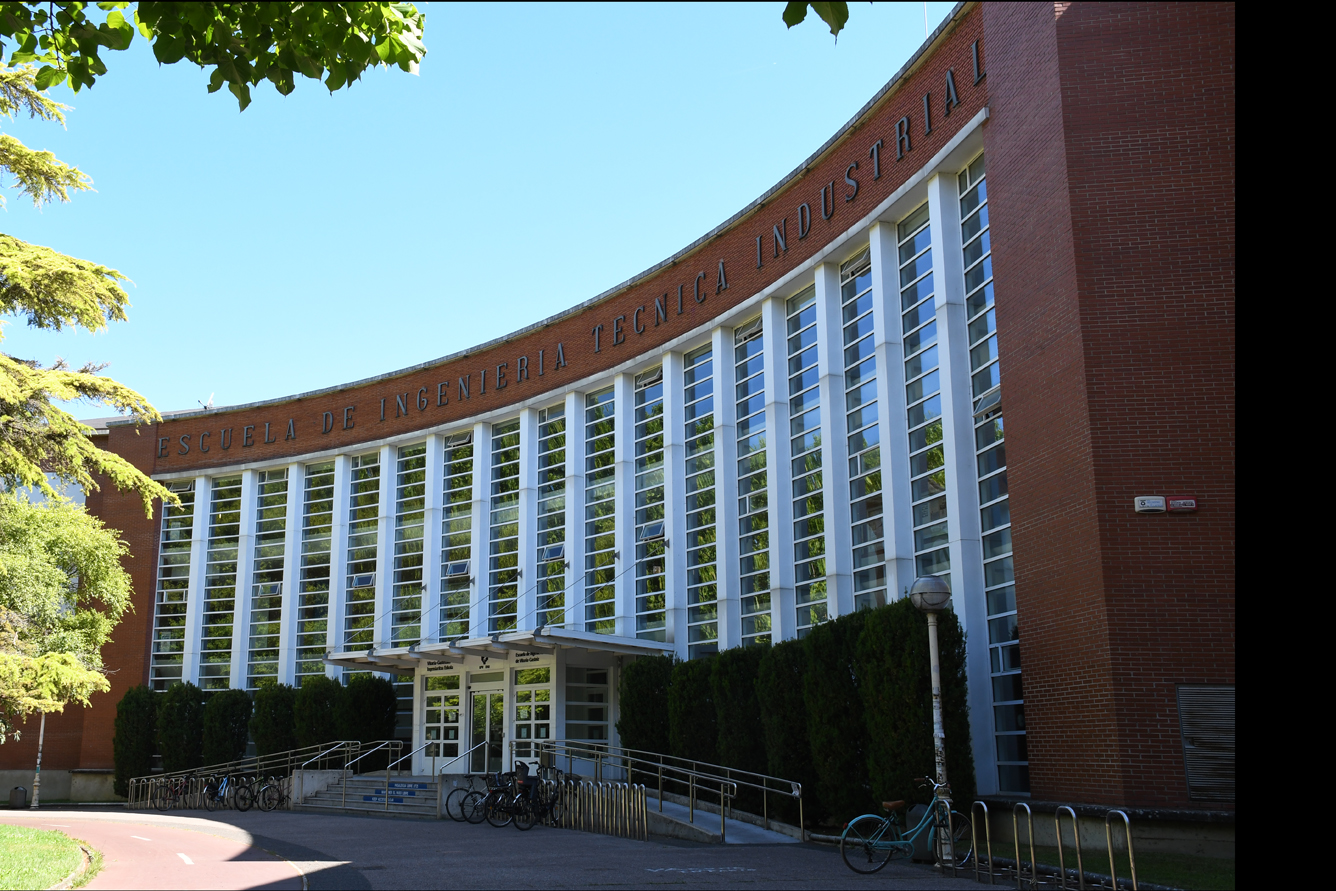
left=5, top=807, right=983, bottom=890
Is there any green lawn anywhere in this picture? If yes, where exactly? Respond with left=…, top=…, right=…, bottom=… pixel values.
left=987, top=842, right=1234, bottom=890
left=0, top=823, right=95, bottom=890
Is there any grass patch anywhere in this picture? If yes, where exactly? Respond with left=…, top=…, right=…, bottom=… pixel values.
left=992, top=842, right=1234, bottom=890
left=0, top=823, right=85, bottom=890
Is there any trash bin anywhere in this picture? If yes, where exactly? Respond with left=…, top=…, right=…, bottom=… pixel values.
left=9, top=786, right=27, bottom=809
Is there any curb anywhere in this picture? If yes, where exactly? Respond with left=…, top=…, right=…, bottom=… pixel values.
left=47, top=842, right=94, bottom=891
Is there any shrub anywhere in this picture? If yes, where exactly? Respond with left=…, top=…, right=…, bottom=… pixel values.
left=757, top=638, right=820, bottom=824
left=803, top=608, right=874, bottom=823
left=201, top=688, right=252, bottom=766
left=250, top=682, right=298, bottom=756
left=616, top=653, right=674, bottom=755
left=293, top=674, right=343, bottom=749
left=711, top=644, right=767, bottom=812
left=668, top=656, right=716, bottom=765
left=155, top=681, right=204, bottom=773
left=337, top=673, right=398, bottom=743
left=112, top=685, right=156, bottom=797
left=857, top=599, right=976, bottom=808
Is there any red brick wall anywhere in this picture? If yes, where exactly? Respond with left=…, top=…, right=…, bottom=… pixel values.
left=985, top=1, right=1235, bottom=809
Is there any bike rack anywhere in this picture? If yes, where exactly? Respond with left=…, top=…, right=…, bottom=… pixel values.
left=972, top=800, right=994, bottom=885
left=1105, top=809, right=1137, bottom=891
left=1012, top=801, right=1037, bottom=890
left=939, top=801, right=958, bottom=878
left=1055, top=805, right=1084, bottom=890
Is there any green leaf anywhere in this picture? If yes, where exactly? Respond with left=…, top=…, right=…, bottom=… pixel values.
left=782, top=1, right=809, bottom=28
left=808, top=2, right=850, bottom=38
left=33, top=65, right=64, bottom=90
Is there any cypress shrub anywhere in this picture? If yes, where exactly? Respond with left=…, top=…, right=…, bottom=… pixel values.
left=757, top=638, right=820, bottom=824
left=201, top=688, right=253, bottom=765
left=337, top=673, right=398, bottom=743
left=250, top=682, right=298, bottom=756
left=112, top=685, right=156, bottom=797
left=667, top=656, right=717, bottom=765
left=803, top=608, right=874, bottom=823
left=293, top=674, right=344, bottom=749
left=711, top=644, right=767, bottom=812
left=616, top=653, right=674, bottom=755
left=858, top=598, right=976, bottom=808
left=156, top=681, right=205, bottom=773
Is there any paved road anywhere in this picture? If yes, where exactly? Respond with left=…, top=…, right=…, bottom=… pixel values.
left=0, top=812, right=302, bottom=890
left=12, top=807, right=982, bottom=889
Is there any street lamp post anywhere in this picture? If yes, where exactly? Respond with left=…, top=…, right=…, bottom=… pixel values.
left=909, top=575, right=953, bottom=865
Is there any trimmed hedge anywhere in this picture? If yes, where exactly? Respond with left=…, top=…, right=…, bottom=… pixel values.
left=803, top=609, right=875, bottom=821
left=293, top=674, right=343, bottom=748
left=251, top=683, right=298, bottom=756
left=712, top=644, right=767, bottom=812
left=201, top=689, right=253, bottom=765
left=338, top=673, right=397, bottom=743
left=667, top=656, right=716, bottom=765
left=616, top=653, right=673, bottom=755
left=858, top=598, right=976, bottom=807
left=756, top=638, right=820, bottom=822
left=112, top=685, right=156, bottom=797
left=156, top=681, right=204, bottom=773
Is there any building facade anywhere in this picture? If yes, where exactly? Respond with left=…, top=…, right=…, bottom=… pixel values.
left=2, top=2, right=1234, bottom=812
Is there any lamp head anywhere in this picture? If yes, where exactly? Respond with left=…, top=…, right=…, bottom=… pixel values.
left=909, top=575, right=952, bottom=613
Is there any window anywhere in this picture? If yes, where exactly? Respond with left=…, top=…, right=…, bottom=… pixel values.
left=199, top=476, right=242, bottom=689
left=683, top=344, right=718, bottom=658
left=488, top=420, right=522, bottom=633
left=343, top=453, right=381, bottom=650
left=392, top=444, right=427, bottom=646
left=584, top=389, right=617, bottom=634
left=735, top=318, right=771, bottom=646
left=423, top=674, right=462, bottom=762
left=150, top=481, right=195, bottom=690
left=565, top=667, right=610, bottom=741
left=786, top=286, right=827, bottom=635
left=634, top=369, right=667, bottom=640
left=440, top=437, right=474, bottom=640
left=247, top=468, right=287, bottom=688
left=296, top=462, right=335, bottom=681
left=536, top=407, right=567, bottom=627
left=513, top=667, right=553, bottom=759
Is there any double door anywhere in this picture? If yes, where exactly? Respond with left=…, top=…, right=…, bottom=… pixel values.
left=470, top=689, right=505, bottom=774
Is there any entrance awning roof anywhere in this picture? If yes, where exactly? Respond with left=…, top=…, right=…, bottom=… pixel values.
left=324, top=626, right=672, bottom=671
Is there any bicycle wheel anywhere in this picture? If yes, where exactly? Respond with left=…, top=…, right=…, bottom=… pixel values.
left=929, top=812, right=973, bottom=867
left=235, top=783, right=255, bottom=812
left=486, top=793, right=513, bottom=828
left=257, top=784, right=280, bottom=812
left=545, top=786, right=563, bottom=826
left=445, top=786, right=471, bottom=822
left=462, top=790, right=487, bottom=824
left=841, top=815, right=898, bottom=874
left=203, top=782, right=221, bottom=811
left=513, top=795, right=534, bottom=831
left=153, top=783, right=169, bottom=812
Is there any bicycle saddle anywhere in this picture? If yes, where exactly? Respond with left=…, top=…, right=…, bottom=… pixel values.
left=881, top=800, right=906, bottom=811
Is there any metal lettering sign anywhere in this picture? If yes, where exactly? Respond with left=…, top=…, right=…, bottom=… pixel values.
left=425, top=660, right=455, bottom=673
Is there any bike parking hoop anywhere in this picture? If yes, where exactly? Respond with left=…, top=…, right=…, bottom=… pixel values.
left=1105, top=810, right=1137, bottom=891
left=971, top=800, right=994, bottom=885
left=1055, top=805, right=1084, bottom=891
left=1012, top=801, right=1037, bottom=890
left=968, top=801, right=1142, bottom=891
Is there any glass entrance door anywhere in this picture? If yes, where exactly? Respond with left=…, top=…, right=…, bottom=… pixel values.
left=470, top=690, right=505, bottom=773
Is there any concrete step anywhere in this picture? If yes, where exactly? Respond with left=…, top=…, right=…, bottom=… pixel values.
left=296, top=802, right=440, bottom=820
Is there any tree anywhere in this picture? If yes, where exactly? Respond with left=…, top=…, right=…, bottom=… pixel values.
left=803, top=608, right=873, bottom=822
left=155, top=680, right=204, bottom=772
left=293, top=674, right=343, bottom=749
left=615, top=653, right=673, bottom=755
left=112, top=684, right=155, bottom=796
left=250, top=682, right=297, bottom=756
left=757, top=638, right=820, bottom=824
left=201, top=687, right=252, bottom=765
left=668, top=656, right=717, bottom=766
left=336, top=673, right=396, bottom=743
left=0, top=493, right=129, bottom=742
left=0, top=2, right=426, bottom=111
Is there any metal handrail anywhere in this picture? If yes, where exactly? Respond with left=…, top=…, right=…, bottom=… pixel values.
left=342, top=740, right=400, bottom=774
left=433, top=739, right=490, bottom=775
left=386, top=741, right=433, bottom=772
left=302, top=741, right=359, bottom=770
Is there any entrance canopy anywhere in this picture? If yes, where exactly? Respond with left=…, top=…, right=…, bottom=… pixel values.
left=324, top=626, right=673, bottom=672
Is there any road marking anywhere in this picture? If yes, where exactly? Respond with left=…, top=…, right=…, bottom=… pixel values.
left=43, top=823, right=71, bottom=827
left=177, top=853, right=194, bottom=865
left=131, top=835, right=153, bottom=841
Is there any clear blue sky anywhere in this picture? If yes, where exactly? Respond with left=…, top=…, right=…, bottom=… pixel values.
left=4, top=2, right=957, bottom=417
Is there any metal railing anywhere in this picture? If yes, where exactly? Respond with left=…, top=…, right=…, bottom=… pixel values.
left=528, top=739, right=802, bottom=842
left=970, top=801, right=1139, bottom=891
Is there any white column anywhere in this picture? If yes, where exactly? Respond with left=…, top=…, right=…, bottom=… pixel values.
left=612, top=373, right=635, bottom=638
left=927, top=171, right=995, bottom=791
left=373, top=444, right=395, bottom=652
left=814, top=261, right=854, bottom=619
left=325, top=455, right=351, bottom=674
left=760, top=296, right=794, bottom=643
left=469, top=422, right=490, bottom=638
left=517, top=408, right=540, bottom=631
left=869, top=220, right=916, bottom=599
left=229, top=469, right=259, bottom=689
left=181, top=474, right=212, bottom=685
left=561, top=392, right=584, bottom=630
left=422, top=435, right=445, bottom=645
left=712, top=326, right=741, bottom=651
left=277, top=462, right=304, bottom=685
left=662, top=351, right=688, bottom=656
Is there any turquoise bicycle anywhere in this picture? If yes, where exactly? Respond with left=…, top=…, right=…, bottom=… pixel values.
left=839, top=777, right=972, bottom=874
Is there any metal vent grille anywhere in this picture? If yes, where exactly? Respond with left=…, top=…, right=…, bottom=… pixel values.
left=1177, top=685, right=1235, bottom=802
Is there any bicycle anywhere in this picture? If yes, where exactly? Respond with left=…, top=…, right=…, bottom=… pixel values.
left=257, top=775, right=292, bottom=812
left=839, top=777, right=972, bottom=874
left=202, top=773, right=254, bottom=812
left=153, top=776, right=188, bottom=812
left=482, top=771, right=521, bottom=828
left=444, top=774, right=488, bottom=822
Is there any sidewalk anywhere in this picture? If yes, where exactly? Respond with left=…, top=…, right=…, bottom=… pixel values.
left=0, top=812, right=302, bottom=890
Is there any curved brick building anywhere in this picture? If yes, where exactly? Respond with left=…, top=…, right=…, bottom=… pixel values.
left=2, top=1, right=1234, bottom=833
